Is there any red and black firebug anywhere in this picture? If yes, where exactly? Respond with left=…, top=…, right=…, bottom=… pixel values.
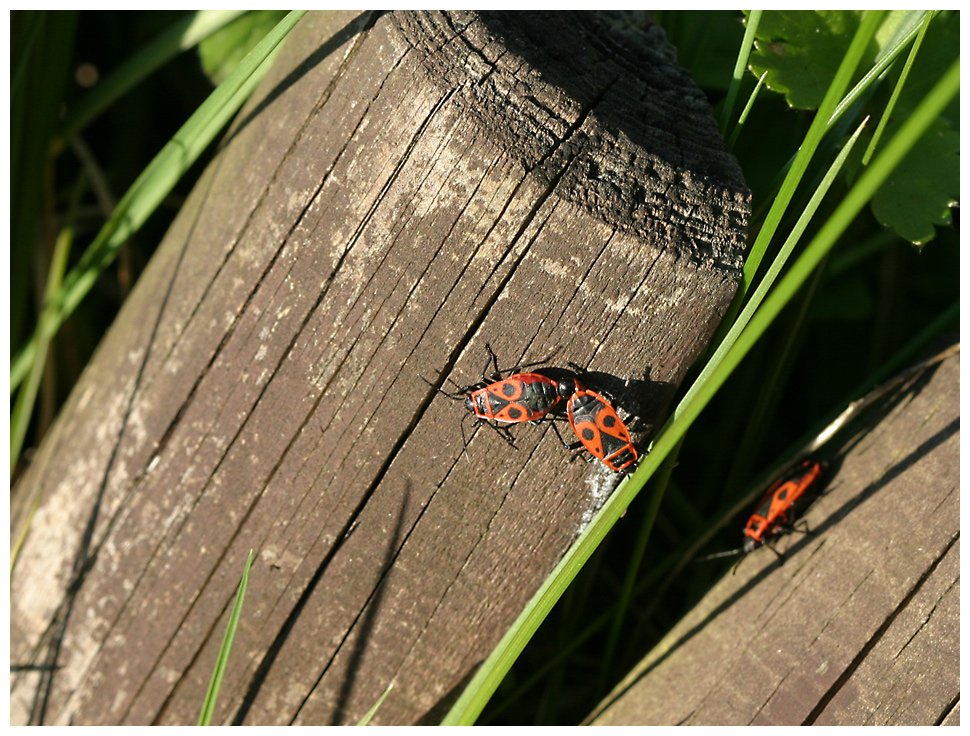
left=555, top=376, right=639, bottom=473
left=741, top=459, right=824, bottom=554
left=699, top=459, right=826, bottom=570
left=424, top=343, right=562, bottom=451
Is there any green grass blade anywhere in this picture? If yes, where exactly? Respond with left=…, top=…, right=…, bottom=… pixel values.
left=738, top=10, right=883, bottom=301
left=679, top=16, right=878, bottom=469
left=720, top=255, right=827, bottom=497
left=481, top=295, right=956, bottom=724
left=58, top=10, right=248, bottom=142
left=670, top=57, right=958, bottom=435
left=828, top=10, right=937, bottom=131
left=749, top=10, right=938, bottom=228
left=11, top=11, right=45, bottom=99
left=591, top=18, right=868, bottom=678
left=198, top=549, right=254, bottom=726
left=719, top=9, right=761, bottom=137
left=618, top=20, right=871, bottom=621
left=862, top=11, right=933, bottom=165
left=356, top=683, right=394, bottom=726
left=727, top=70, right=766, bottom=150
left=10, top=173, right=85, bottom=476
left=11, top=11, right=78, bottom=358
left=706, top=10, right=882, bottom=374
left=10, top=9, right=308, bottom=394
left=441, top=55, right=958, bottom=727
left=596, top=434, right=683, bottom=699
left=678, top=117, right=869, bottom=425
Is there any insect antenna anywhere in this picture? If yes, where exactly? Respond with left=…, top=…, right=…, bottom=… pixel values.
left=458, top=412, right=472, bottom=461
left=695, top=547, right=746, bottom=563
left=694, top=546, right=752, bottom=572
left=418, top=373, right=468, bottom=401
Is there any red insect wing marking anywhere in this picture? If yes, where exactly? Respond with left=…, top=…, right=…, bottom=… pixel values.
left=488, top=380, right=525, bottom=402
left=596, top=405, right=631, bottom=441
left=573, top=419, right=604, bottom=458
left=471, top=373, right=560, bottom=424
left=766, top=480, right=798, bottom=525
left=493, top=402, right=529, bottom=422
left=744, top=514, right=769, bottom=543
left=567, top=390, right=603, bottom=458
left=595, top=405, right=637, bottom=470
left=568, top=388, right=638, bottom=472
left=487, top=379, right=528, bottom=422
left=743, top=460, right=823, bottom=547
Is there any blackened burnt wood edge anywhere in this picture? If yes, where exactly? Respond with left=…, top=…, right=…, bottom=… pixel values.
left=396, top=11, right=749, bottom=269
left=10, top=10, right=749, bottom=727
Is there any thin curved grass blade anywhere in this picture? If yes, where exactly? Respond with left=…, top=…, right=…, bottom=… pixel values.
left=198, top=549, right=254, bottom=726
left=10, top=174, right=84, bottom=476
left=357, top=683, right=394, bottom=726
left=719, top=9, right=761, bottom=137
left=10, top=10, right=308, bottom=394
left=57, top=10, right=247, bottom=142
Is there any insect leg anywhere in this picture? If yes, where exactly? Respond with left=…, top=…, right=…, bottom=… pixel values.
left=548, top=421, right=590, bottom=463
left=483, top=343, right=503, bottom=382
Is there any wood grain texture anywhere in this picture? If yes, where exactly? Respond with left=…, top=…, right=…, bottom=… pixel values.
left=10, top=11, right=749, bottom=725
left=589, top=344, right=959, bottom=726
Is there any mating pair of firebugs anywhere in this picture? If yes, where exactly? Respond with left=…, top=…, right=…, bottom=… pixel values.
left=435, top=344, right=639, bottom=473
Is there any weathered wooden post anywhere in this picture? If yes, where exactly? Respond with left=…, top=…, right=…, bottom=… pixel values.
left=11, top=11, right=749, bottom=725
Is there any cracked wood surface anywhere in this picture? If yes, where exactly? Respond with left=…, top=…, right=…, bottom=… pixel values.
left=10, top=11, right=749, bottom=725
left=589, top=343, right=959, bottom=726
